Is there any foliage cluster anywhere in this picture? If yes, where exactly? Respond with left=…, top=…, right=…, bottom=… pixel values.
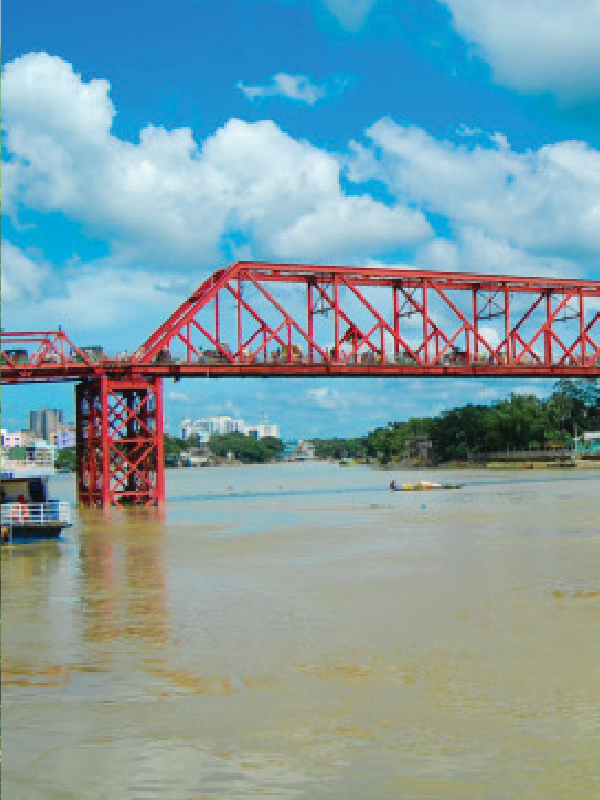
left=55, top=446, right=76, bottom=470
left=164, top=435, right=189, bottom=462
left=6, top=446, right=27, bottom=461
left=311, top=379, right=599, bottom=464
left=163, top=432, right=284, bottom=464
left=311, top=437, right=366, bottom=460
left=208, top=432, right=284, bottom=463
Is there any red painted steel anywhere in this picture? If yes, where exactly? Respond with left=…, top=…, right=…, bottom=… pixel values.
left=75, top=376, right=164, bottom=508
left=2, top=264, right=599, bottom=381
left=132, top=262, right=600, bottom=377
left=3, top=262, right=599, bottom=508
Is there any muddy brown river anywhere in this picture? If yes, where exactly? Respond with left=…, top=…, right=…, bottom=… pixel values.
left=2, top=463, right=599, bottom=798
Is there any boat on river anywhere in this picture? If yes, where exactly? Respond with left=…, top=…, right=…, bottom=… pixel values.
left=1, top=449, right=72, bottom=544
left=389, top=480, right=463, bottom=492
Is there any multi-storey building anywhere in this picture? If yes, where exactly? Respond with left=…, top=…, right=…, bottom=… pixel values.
left=181, top=416, right=245, bottom=441
left=244, top=422, right=280, bottom=440
left=2, top=429, right=37, bottom=448
left=30, top=408, right=64, bottom=442
left=52, top=426, right=76, bottom=450
left=180, top=416, right=279, bottom=441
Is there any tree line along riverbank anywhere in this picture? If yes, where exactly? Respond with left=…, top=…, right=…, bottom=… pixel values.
left=312, top=379, right=599, bottom=465
left=11, top=378, right=596, bottom=471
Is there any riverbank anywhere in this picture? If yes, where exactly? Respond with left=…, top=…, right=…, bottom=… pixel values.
left=370, top=457, right=600, bottom=471
left=484, top=459, right=599, bottom=469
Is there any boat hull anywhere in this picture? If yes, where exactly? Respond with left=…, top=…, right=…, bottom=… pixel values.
left=1, top=522, right=71, bottom=543
left=391, top=483, right=463, bottom=492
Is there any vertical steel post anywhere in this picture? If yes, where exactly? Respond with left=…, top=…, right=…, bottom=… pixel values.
left=472, top=289, right=479, bottom=361
left=505, top=286, right=511, bottom=364
left=155, top=378, right=165, bottom=507
left=100, top=376, right=111, bottom=508
left=308, top=281, right=314, bottom=363
left=237, top=276, right=243, bottom=358
left=126, top=390, right=137, bottom=498
left=334, top=276, right=340, bottom=361
left=393, top=285, right=400, bottom=358
left=215, top=294, right=220, bottom=346
left=422, top=280, right=429, bottom=364
left=580, top=289, right=586, bottom=364
left=545, top=292, right=552, bottom=365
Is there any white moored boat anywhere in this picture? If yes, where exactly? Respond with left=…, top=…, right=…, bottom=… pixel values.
left=1, top=446, right=72, bottom=544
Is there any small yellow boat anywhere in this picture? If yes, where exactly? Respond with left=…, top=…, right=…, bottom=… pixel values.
left=390, top=480, right=463, bottom=492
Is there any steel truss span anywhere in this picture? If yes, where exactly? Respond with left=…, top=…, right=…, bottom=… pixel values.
left=134, top=262, right=600, bottom=377
left=2, top=263, right=599, bottom=383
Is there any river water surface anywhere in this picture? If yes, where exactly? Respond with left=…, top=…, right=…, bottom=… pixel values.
left=2, top=463, right=599, bottom=799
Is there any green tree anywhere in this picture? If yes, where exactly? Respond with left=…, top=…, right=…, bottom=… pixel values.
left=208, top=432, right=283, bottom=463
left=55, top=447, right=76, bottom=471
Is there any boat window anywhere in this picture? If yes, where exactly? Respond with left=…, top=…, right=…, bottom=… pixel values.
left=29, top=478, right=46, bottom=503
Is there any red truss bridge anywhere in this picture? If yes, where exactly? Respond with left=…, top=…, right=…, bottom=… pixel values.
left=2, top=262, right=599, bottom=508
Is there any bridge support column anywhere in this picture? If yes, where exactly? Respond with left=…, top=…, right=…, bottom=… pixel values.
left=75, top=376, right=165, bottom=508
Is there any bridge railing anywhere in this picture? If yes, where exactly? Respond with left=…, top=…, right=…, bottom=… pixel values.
left=145, top=348, right=599, bottom=367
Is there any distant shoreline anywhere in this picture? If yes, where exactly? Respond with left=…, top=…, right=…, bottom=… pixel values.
left=160, top=457, right=600, bottom=471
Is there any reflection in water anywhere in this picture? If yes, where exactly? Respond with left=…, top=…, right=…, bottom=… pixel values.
left=77, top=513, right=119, bottom=643
left=77, top=508, right=168, bottom=645
left=2, top=464, right=600, bottom=799
left=1, top=539, right=61, bottom=587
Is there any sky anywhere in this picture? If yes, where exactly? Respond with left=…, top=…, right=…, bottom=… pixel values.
left=2, top=0, right=599, bottom=439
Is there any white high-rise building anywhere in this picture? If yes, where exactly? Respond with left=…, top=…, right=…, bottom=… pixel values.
left=181, top=416, right=245, bottom=440
left=244, top=422, right=280, bottom=440
left=180, top=416, right=279, bottom=441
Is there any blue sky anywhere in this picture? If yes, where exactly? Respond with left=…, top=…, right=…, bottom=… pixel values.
left=2, top=0, right=599, bottom=438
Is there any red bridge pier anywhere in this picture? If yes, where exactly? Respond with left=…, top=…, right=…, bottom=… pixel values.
left=75, top=376, right=165, bottom=508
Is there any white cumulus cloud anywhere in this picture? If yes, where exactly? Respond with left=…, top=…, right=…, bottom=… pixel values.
left=2, top=53, right=430, bottom=268
left=1, top=241, right=52, bottom=303
left=238, top=73, right=328, bottom=105
left=359, top=118, right=600, bottom=266
left=307, top=386, right=346, bottom=409
left=439, top=0, right=600, bottom=102
left=321, top=0, right=379, bottom=30
left=3, top=48, right=600, bottom=335
left=0, top=243, right=190, bottom=344
left=168, top=390, right=192, bottom=403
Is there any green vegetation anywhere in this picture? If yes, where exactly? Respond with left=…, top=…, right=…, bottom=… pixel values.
left=163, top=433, right=213, bottom=464
left=6, top=446, right=27, bottom=460
left=55, top=446, right=76, bottom=471
left=311, top=379, right=599, bottom=464
left=208, top=432, right=284, bottom=463
left=162, top=432, right=284, bottom=464
left=311, top=437, right=366, bottom=460
left=164, top=434, right=189, bottom=463
left=365, top=417, right=432, bottom=464
left=430, top=379, right=598, bottom=462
